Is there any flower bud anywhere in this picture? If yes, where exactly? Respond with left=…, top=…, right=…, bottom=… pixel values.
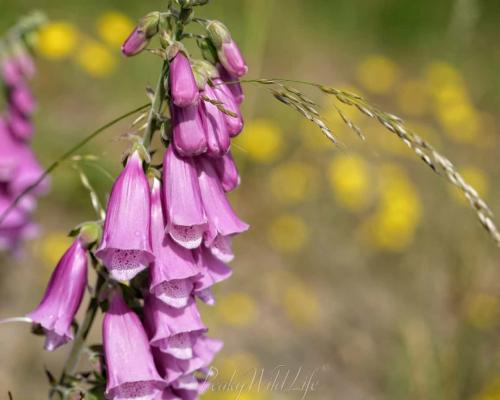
left=205, top=21, right=231, bottom=48
left=206, top=21, right=248, bottom=77
left=121, top=12, right=160, bottom=57
left=169, top=51, right=200, bottom=107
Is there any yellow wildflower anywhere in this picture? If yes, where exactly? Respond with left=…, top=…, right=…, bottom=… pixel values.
left=37, top=22, right=78, bottom=59
left=268, top=214, right=308, bottom=253
left=235, top=119, right=283, bottom=163
left=97, top=11, right=135, bottom=48
left=75, top=40, right=117, bottom=77
left=356, top=55, right=399, bottom=94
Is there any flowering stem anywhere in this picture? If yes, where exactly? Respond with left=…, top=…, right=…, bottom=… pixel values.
left=143, top=61, right=168, bottom=148
left=55, top=272, right=106, bottom=396
left=0, top=103, right=149, bottom=226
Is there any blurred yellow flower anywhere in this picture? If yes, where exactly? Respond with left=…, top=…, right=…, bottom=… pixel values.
left=450, top=166, right=489, bottom=206
left=328, top=154, right=372, bottom=212
left=466, top=294, right=500, bottom=331
left=37, top=22, right=78, bottom=59
left=269, top=161, right=318, bottom=204
left=425, top=61, right=463, bottom=90
left=396, top=80, right=429, bottom=117
left=268, top=214, right=308, bottom=253
left=361, top=164, right=421, bottom=251
left=437, top=101, right=479, bottom=143
left=97, top=11, right=135, bottom=48
left=236, top=119, right=283, bottom=163
left=75, top=41, right=117, bottom=77
left=283, top=282, right=320, bottom=327
left=474, top=376, right=500, bottom=400
left=217, top=292, right=257, bottom=327
left=356, top=55, right=399, bottom=94
left=214, top=352, right=260, bottom=382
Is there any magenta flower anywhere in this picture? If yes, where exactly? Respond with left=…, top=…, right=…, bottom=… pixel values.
left=96, top=151, right=154, bottom=281
left=202, top=85, right=230, bottom=157
left=6, top=105, right=33, bottom=141
left=10, top=83, right=36, bottom=115
left=218, top=40, right=248, bottom=78
left=15, top=51, right=36, bottom=79
left=212, top=77, right=243, bottom=137
left=171, top=103, right=208, bottom=157
left=170, top=52, right=200, bottom=108
left=122, top=27, right=150, bottom=56
left=1, top=59, right=22, bottom=86
left=163, top=146, right=207, bottom=249
left=149, top=178, right=200, bottom=308
left=10, top=146, right=49, bottom=199
left=103, top=292, right=166, bottom=399
left=194, top=246, right=232, bottom=305
left=144, top=295, right=207, bottom=360
left=218, top=66, right=244, bottom=104
left=196, top=156, right=249, bottom=245
left=0, top=118, right=22, bottom=181
left=26, top=238, right=88, bottom=351
left=212, top=151, right=240, bottom=192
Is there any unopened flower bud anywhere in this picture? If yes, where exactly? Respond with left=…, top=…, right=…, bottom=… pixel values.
left=121, top=12, right=160, bottom=57
left=206, top=21, right=232, bottom=48
left=206, top=21, right=248, bottom=77
left=169, top=51, right=200, bottom=107
left=176, top=0, right=210, bottom=7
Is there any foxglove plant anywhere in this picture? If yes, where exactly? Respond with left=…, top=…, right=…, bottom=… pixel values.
left=3, top=1, right=500, bottom=399
left=0, top=14, right=47, bottom=252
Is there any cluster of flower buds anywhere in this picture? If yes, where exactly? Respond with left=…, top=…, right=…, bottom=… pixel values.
left=26, top=9, right=248, bottom=399
left=0, top=46, right=47, bottom=252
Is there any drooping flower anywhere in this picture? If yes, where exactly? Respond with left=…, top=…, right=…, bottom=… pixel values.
left=10, top=82, right=36, bottom=115
left=212, top=76, right=243, bottom=137
left=6, top=105, right=33, bottom=141
left=144, top=295, right=207, bottom=360
left=218, top=66, right=244, bottom=105
left=103, top=292, right=166, bottom=399
left=121, top=12, right=160, bottom=57
left=201, top=85, right=230, bottom=157
left=194, top=246, right=232, bottom=305
left=149, top=177, right=200, bottom=308
left=163, top=146, right=207, bottom=249
left=0, top=118, right=22, bottom=181
left=171, top=103, right=208, bottom=157
left=26, top=237, right=88, bottom=351
left=96, top=151, right=154, bottom=281
left=196, top=156, right=249, bottom=245
left=218, top=40, right=248, bottom=78
left=206, top=21, right=248, bottom=78
left=170, top=51, right=200, bottom=108
left=212, top=151, right=240, bottom=193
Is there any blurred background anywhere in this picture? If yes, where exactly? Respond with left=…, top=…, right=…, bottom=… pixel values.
left=1, top=0, right=500, bottom=399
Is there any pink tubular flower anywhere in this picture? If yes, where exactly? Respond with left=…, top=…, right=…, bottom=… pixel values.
left=212, top=151, right=240, bottom=193
left=122, top=27, right=150, bottom=57
left=201, top=85, right=230, bottom=157
left=144, top=295, right=207, bottom=360
left=103, top=292, right=166, bottom=399
left=212, top=77, right=243, bottom=137
left=149, top=178, right=200, bottom=308
left=218, top=40, right=248, bottom=78
left=1, top=59, right=22, bottom=86
left=171, top=103, right=208, bottom=157
left=96, top=151, right=154, bottom=281
left=26, top=238, right=88, bottom=351
left=196, top=156, right=249, bottom=245
left=10, top=83, right=36, bottom=115
left=163, top=146, right=207, bottom=249
left=6, top=105, right=33, bottom=141
left=194, top=246, right=232, bottom=305
left=0, top=118, right=21, bottom=181
left=218, top=66, right=244, bottom=104
left=170, top=52, right=200, bottom=108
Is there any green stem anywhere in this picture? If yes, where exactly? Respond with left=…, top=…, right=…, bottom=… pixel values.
left=53, top=272, right=106, bottom=398
left=0, top=103, right=149, bottom=226
left=143, top=62, right=168, bottom=148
